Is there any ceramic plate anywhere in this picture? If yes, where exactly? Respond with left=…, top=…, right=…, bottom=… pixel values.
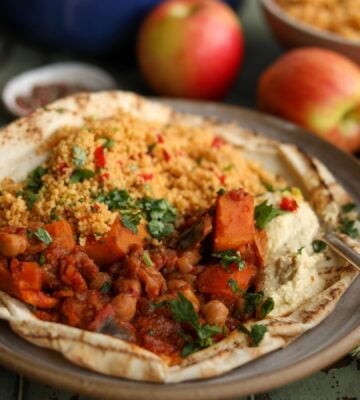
left=0, top=99, right=359, bottom=399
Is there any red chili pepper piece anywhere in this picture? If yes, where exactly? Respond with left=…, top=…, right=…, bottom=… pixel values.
left=139, top=173, right=154, bottom=181
left=163, top=149, right=171, bottom=162
left=211, top=136, right=225, bottom=149
left=219, top=174, right=226, bottom=185
left=58, top=162, right=68, bottom=174
left=100, top=172, right=109, bottom=181
left=157, top=134, right=164, bottom=143
left=94, top=146, right=106, bottom=168
left=279, top=197, right=298, bottom=212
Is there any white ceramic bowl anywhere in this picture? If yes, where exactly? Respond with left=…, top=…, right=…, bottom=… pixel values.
left=2, top=62, right=117, bottom=117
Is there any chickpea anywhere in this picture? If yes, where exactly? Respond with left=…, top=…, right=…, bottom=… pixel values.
left=202, top=300, right=229, bottom=327
left=89, top=272, right=112, bottom=291
left=0, top=232, right=27, bottom=257
left=114, top=278, right=142, bottom=297
left=167, top=279, right=187, bottom=292
left=111, top=294, right=137, bottom=322
left=177, top=256, right=193, bottom=274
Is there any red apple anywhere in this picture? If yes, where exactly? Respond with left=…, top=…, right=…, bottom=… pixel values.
left=257, top=48, right=360, bottom=153
left=137, top=0, right=244, bottom=100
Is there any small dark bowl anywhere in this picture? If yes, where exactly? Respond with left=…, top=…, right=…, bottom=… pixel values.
left=261, top=0, right=360, bottom=63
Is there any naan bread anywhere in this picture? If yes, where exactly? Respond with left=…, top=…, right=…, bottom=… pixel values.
left=0, top=91, right=358, bottom=382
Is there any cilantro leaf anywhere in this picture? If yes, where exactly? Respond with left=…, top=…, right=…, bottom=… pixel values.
left=342, top=203, right=357, bottom=213
left=167, top=293, right=221, bottom=357
left=168, top=292, right=199, bottom=327
left=228, top=278, right=242, bottom=294
left=244, top=291, right=264, bottom=315
left=33, top=228, right=52, bottom=245
left=341, top=219, right=359, bottom=239
left=139, top=197, right=177, bottom=239
left=21, top=191, right=39, bottom=210
left=25, top=166, right=47, bottom=192
left=70, top=169, right=95, bottom=183
left=260, top=297, right=274, bottom=318
left=100, top=281, right=111, bottom=294
left=238, top=324, right=267, bottom=347
left=102, top=138, right=114, bottom=149
left=72, top=146, right=87, bottom=167
left=254, top=201, right=286, bottom=229
left=143, top=251, right=153, bottom=268
left=212, top=249, right=245, bottom=270
left=312, top=240, right=327, bottom=253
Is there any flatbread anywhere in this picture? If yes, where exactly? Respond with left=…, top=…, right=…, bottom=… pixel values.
left=0, top=91, right=358, bottom=382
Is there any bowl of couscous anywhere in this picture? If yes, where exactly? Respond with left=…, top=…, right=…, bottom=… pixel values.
left=261, top=0, right=360, bottom=63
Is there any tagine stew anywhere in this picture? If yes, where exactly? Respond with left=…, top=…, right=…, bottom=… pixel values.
left=0, top=186, right=278, bottom=360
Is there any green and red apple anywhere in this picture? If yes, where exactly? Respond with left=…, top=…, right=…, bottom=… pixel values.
left=257, top=48, right=360, bottom=153
left=137, top=0, right=244, bottom=100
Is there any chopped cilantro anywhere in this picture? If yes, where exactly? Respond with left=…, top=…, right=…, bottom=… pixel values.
left=143, top=251, right=153, bottom=268
left=342, top=203, right=357, bottom=213
left=243, top=291, right=264, bottom=315
left=25, top=166, right=47, bottom=192
left=238, top=324, right=267, bottom=347
left=263, top=183, right=274, bottom=192
left=70, top=169, right=95, bottom=183
left=228, top=278, right=242, bottom=294
left=100, top=281, right=111, bottom=294
left=212, top=249, right=245, bottom=270
left=167, top=293, right=221, bottom=356
left=38, top=253, right=46, bottom=266
left=139, top=197, right=177, bottom=239
left=102, top=138, right=115, bottom=149
left=21, top=191, right=39, bottom=209
left=260, top=297, right=274, bottom=318
left=33, top=228, right=52, bottom=245
left=72, top=146, right=86, bottom=167
left=96, top=189, right=142, bottom=233
left=254, top=201, right=286, bottom=229
left=312, top=240, right=327, bottom=253
left=217, top=188, right=226, bottom=196
left=341, top=219, right=359, bottom=239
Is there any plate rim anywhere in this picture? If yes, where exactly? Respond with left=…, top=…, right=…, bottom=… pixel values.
left=0, top=98, right=359, bottom=399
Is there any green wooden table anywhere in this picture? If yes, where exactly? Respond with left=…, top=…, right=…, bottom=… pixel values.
left=0, top=1, right=359, bottom=398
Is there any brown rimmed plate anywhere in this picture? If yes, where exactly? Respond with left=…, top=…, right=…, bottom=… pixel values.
left=0, top=99, right=359, bottom=399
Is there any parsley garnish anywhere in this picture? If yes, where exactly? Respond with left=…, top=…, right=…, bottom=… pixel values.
left=212, top=249, right=245, bottom=270
left=139, top=197, right=177, bottom=240
left=254, top=201, right=286, bottom=229
left=217, top=188, right=226, bottom=196
left=342, top=203, right=357, bottom=213
left=228, top=278, right=242, bottom=294
left=143, top=251, right=153, bottom=268
left=96, top=189, right=142, bottom=233
left=102, top=138, right=114, bottom=149
left=72, top=146, right=86, bottom=167
left=70, top=169, right=95, bottom=183
left=341, top=218, right=359, bottom=239
left=38, top=253, right=46, bottom=266
left=20, top=166, right=47, bottom=209
left=260, top=297, right=274, bottom=318
left=25, top=166, right=47, bottom=192
left=33, top=228, right=53, bottom=245
left=100, top=282, right=111, bottom=294
left=312, top=240, right=327, bottom=253
left=296, top=246, right=305, bottom=256
left=238, top=324, right=267, bottom=347
left=244, top=291, right=264, bottom=314
left=167, top=293, right=221, bottom=357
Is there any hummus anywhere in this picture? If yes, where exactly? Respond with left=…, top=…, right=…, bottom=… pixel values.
left=258, top=193, right=327, bottom=317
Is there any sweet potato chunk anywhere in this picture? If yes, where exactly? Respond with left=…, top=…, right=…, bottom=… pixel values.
left=45, top=220, right=76, bottom=252
left=213, top=189, right=255, bottom=252
left=84, top=219, right=148, bottom=267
